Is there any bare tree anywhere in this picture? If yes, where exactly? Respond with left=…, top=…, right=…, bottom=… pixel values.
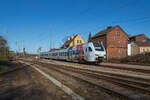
left=0, top=36, right=7, bottom=48
left=0, top=36, right=9, bottom=58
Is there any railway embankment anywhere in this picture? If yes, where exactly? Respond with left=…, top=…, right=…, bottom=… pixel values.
left=0, top=61, right=72, bottom=100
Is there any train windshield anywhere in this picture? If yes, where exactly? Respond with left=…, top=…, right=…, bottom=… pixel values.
left=93, top=42, right=104, bottom=51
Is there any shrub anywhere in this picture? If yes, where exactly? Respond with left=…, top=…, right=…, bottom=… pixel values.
left=120, top=52, right=150, bottom=65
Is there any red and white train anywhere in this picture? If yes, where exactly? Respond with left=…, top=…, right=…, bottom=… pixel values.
left=40, top=42, right=106, bottom=63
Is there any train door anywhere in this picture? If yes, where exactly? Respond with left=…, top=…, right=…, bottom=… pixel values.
left=85, top=47, right=93, bottom=61
left=84, top=47, right=88, bottom=61
left=68, top=50, right=71, bottom=60
left=68, top=47, right=73, bottom=61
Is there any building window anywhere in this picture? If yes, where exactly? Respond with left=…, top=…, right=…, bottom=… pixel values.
left=77, top=40, right=79, bottom=43
left=147, top=49, right=149, bottom=52
left=118, top=49, right=120, bottom=53
left=80, top=40, right=82, bottom=43
left=116, top=32, right=120, bottom=36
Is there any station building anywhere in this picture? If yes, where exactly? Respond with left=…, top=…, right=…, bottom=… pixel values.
left=91, top=25, right=128, bottom=60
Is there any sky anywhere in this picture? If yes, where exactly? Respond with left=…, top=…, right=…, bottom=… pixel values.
left=0, top=0, right=150, bottom=54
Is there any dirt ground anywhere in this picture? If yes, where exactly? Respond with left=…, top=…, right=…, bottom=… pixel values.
left=0, top=61, right=72, bottom=100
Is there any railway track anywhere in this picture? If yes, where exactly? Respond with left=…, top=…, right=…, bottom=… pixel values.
left=30, top=63, right=135, bottom=100
left=41, top=59, right=150, bottom=76
left=98, top=64, right=150, bottom=74
left=21, top=58, right=150, bottom=75
left=39, top=60, right=150, bottom=82
left=37, top=62, right=150, bottom=90
left=22, top=60, right=150, bottom=100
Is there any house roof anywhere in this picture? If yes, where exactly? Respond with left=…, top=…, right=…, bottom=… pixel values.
left=92, top=25, right=127, bottom=39
left=92, top=26, right=114, bottom=39
left=136, top=41, right=150, bottom=47
left=61, top=34, right=78, bottom=48
left=130, top=34, right=145, bottom=38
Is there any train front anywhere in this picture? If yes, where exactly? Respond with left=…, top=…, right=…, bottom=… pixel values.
left=92, top=42, right=106, bottom=63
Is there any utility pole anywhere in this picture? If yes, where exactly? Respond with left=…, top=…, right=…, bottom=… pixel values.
left=50, top=25, right=52, bottom=51
left=23, top=48, right=26, bottom=56
left=15, top=41, right=18, bottom=59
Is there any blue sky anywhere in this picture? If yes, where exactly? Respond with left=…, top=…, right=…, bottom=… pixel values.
left=0, top=0, right=150, bottom=54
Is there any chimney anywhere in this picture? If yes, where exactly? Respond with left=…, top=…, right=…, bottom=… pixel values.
left=67, top=37, right=70, bottom=40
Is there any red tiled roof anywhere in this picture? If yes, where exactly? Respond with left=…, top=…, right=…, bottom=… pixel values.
left=92, top=25, right=128, bottom=39
left=136, top=41, right=150, bottom=47
left=92, top=26, right=114, bottom=39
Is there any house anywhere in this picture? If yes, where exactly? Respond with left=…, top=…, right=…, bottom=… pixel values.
left=137, top=42, right=150, bottom=53
left=128, top=34, right=150, bottom=55
left=91, top=25, right=128, bottom=60
left=61, top=34, right=85, bottom=48
left=129, top=34, right=150, bottom=43
left=128, top=43, right=139, bottom=56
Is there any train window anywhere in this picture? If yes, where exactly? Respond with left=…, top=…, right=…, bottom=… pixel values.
left=86, top=48, right=88, bottom=52
left=82, top=51, right=84, bottom=54
left=93, top=42, right=104, bottom=51
left=88, top=47, right=92, bottom=52
left=78, top=50, right=80, bottom=54
left=73, top=51, right=75, bottom=55
left=76, top=50, right=79, bottom=55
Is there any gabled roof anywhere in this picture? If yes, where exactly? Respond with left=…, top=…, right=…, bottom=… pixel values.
left=128, top=34, right=150, bottom=43
left=92, top=26, right=113, bottom=39
left=92, top=25, right=127, bottom=39
left=136, top=41, right=150, bottom=47
left=130, top=34, right=145, bottom=38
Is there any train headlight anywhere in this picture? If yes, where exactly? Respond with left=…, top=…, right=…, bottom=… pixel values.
left=104, top=55, right=106, bottom=58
